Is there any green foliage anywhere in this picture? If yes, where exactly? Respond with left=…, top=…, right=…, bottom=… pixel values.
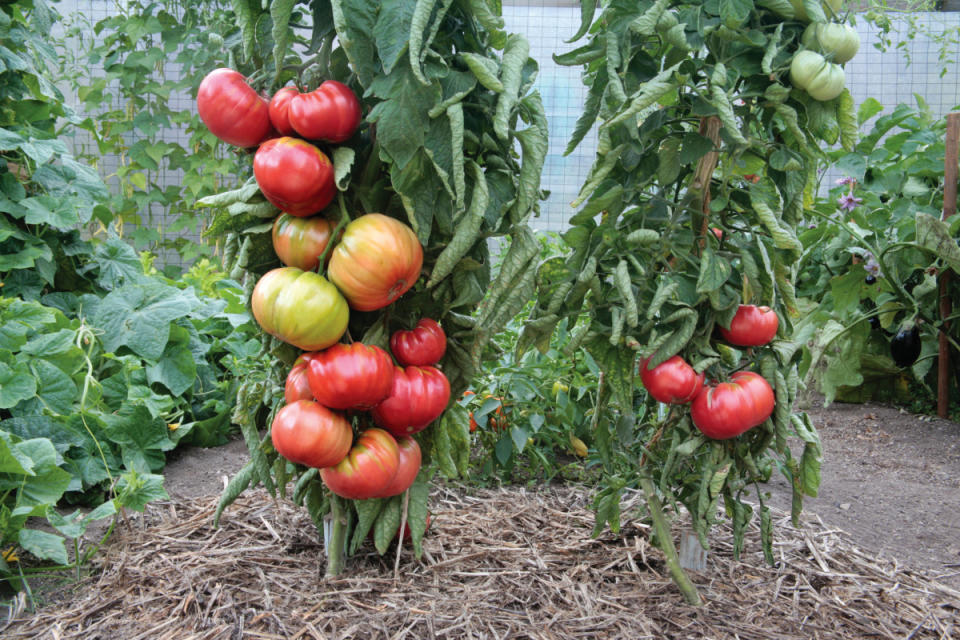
left=60, top=0, right=246, bottom=265
left=531, top=0, right=839, bottom=593
left=211, top=0, right=548, bottom=560
left=862, top=2, right=959, bottom=79
left=796, top=99, right=959, bottom=408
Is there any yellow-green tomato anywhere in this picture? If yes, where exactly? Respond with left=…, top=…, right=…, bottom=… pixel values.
left=552, top=381, right=569, bottom=396
left=790, top=50, right=827, bottom=89
left=806, top=61, right=845, bottom=101
left=802, top=23, right=860, bottom=63
left=251, top=267, right=349, bottom=351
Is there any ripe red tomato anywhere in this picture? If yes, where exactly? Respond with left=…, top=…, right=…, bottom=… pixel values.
left=288, top=80, right=362, bottom=143
left=690, top=371, right=775, bottom=440
left=253, top=137, right=336, bottom=217
left=320, top=428, right=400, bottom=500
left=639, top=355, right=704, bottom=404
left=271, top=400, right=353, bottom=468
left=268, top=86, right=298, bottom=136
left=272, top=213, right=336, bottom=272
left=371, top=366, right=450, bottom=437
left=327, top=214, right=423, bottom=311
left=196, top=68, right=272, bottom=148
left=398, top=513, right=431, bottom=541
left=376, top=436, right=421, bottom=498
left=251, top=267, right=349, bottom=351
left=306, top=342, right=395, bottom=410
left=284, top=352, right=315, bottom=404
left=390, top=318, right=446, bottom=366
left=720, top=305, right=779, bottom=346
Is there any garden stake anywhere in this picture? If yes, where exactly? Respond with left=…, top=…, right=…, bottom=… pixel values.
left=938, top=112, right=959, bottom=418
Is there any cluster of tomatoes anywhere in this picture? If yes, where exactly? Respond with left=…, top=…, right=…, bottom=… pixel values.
left=196, top=69, right=450, bottom=499
left=277, top=320, right=450, bottom=500
left=639, top=304, right=779, bottom=440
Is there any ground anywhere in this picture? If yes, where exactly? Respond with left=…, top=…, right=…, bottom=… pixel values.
left=2, top=398, right=959, bottom=638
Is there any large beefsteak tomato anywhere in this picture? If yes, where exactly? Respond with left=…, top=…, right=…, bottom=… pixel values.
left=719, top=305, right=779, bottom=347
left=196, top=68, right=272, bottom=148
left=284, top=352, right=315, bottom=403
left=306, top=343, right=395, bottom=410
left=690, top=371, right=775, bottom=440
left=371, top=365, right=450, bottom=437
left=319, top=428, right=400, bottom=500
left=253, top=137, right=336, bottom=217
left=390, top=318, right=446, bottom=366
left=376, top=436, right=421, bottom=498
left=288, top=80, right=362, bottom=143
left=327, top=214, right=423, bottom=311
left=639, top=355, right=704, bottom=404
left=272, top=213, right=336, bottom=272
left=251, top=267, right=349, bottom=351
left=271, top=400, right=352, bottom=469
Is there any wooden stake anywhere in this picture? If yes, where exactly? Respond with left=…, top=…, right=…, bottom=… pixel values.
left=939, top=113, right=960, bottom=419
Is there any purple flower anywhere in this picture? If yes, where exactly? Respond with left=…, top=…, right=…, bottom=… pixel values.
left=864, top=254, right=882, bottom=277
left=837, top=193, right=863, bottom=211
left=836, top=176, right=856, bottom=186
left=807, top=222, right=818, bottom=229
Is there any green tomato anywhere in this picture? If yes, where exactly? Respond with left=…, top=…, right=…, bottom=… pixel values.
left=250, top=267, right=349, bottom=351
left=802, top=23, right=860, bottom=63
left=789, top=50, right=827, bottom=90
left=790, top=0, right=843, bottom=21
left=552, top=381, right=569, bottom=396
left=805, top=61, right=846, bottom=101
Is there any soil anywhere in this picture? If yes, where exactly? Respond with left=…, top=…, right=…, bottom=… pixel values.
left=157, top=398, right=960, bottom=580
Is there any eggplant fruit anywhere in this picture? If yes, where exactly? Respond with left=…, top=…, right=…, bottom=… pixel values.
left=890, top=323, right=921, bottom=368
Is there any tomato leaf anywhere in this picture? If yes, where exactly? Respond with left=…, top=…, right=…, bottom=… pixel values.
left=373, top=495, right=402, bottom=555
left=349, top=497, right=384, bottom=554
left=331, top=0, right=379, bottom=86
left=696, top=248, right=732, bottom=294
left=270, top=0, right=296, bottom=79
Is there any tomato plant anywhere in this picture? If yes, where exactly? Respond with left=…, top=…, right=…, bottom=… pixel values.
left=320, top=428, right=401, bottom=500
left=719, top=305, right=780, bottom=347
left=525, top=0, right=843, bottom=603
left=272, top=214, right=337, bottom=272
left=390, top=319, right=447, bottom=367
left=197, top=68, right=272, bottom=148
left=306, top=343, right=395, bottom=410
left=639, top=356, right=704, bottom=405
left=250, top=267, right=349, bottom=351
left=271, top=400, right=353, bottom=469
left=327, top=214, right=424, bottom=311
left=288, top=80, right=362, bottom=143
left=372, top=366, right=451, bottom=437
left=253, top=137, right=336, bottom=217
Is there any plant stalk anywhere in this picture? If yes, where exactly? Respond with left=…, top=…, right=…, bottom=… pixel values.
left=638, top=476, right=702, bottom=606
left=326, top=495, right=347, bottom=577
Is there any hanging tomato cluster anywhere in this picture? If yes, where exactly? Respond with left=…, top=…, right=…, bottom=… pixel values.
left=196, top=67, right=452, bottom=502
left=639, top=305, right=780, bottom=440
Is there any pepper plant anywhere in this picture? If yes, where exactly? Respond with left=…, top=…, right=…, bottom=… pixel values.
left=207, top=0, right=547, bottom=573
left=519, top=0, right=852, bottom=603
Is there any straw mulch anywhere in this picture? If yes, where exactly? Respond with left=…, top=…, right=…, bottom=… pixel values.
left=3, top=485, right=958, bottom=639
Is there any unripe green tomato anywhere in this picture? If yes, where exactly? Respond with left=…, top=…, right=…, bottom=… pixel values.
left=251, top=267, right=349, bottom=351
left=789, top=50, right=827, bottom=90
left=804, top=23, right=860, bottom=63
left=805, top=62, right=846, bottom=101
left=790, top=0, right=843, bottom=21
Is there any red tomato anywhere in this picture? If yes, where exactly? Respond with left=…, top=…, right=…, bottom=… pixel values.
left=398, top=513, right=431, bottom=541
left=327, top=214, right=423, bottom=311
left=288, top=80, right=362, bottom=143
left=284, top=352, right=316, bottom=403
left=690, top=371, right=775, bottom=440
left=371, top=366, right=450, bottom=437
left=390, top=318, right=446, bottom=366
left=196, top=68, right=272, bottom=148
left=710, top=227, right=723, bottom=240
left=719, top=305, right=780, bottom=347
left=376, top=436, right=421, bottom=498
left=253, top=137, right=336, bottom=217
left=271, top=400, right=353, bottom=468
left=320, top=428, right=400, bottom=500
left=306, top=343, right=395, bottom=410
left=268, top=86, right=298, bottom=136
left=639, top=355, right=704, bottom=404
left=272, top=213, right=336, bottom=272
left=251, top=267, right=349, bottom=351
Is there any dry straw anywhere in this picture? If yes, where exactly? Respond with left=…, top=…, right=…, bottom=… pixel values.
left=4, top=485, right=958, bottom=639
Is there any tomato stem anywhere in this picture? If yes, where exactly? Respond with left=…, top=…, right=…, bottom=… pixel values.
left=326, top=494, right=347, bottom=577
left=638, top=476, right=702, bottom=606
